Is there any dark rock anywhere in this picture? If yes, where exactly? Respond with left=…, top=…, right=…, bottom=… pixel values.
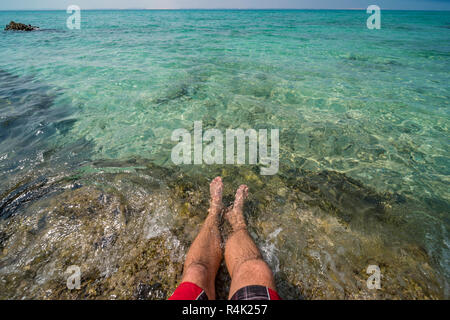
left=5, top=21, right=39, bottom=31
left=134, top=283, right=166, bottom=300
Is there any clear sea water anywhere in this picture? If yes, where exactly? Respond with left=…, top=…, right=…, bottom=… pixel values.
left=0, top=10, right=448, bottom=299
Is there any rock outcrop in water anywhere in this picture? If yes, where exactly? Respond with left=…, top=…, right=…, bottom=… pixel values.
left=4, top=21, right=39, bottom=31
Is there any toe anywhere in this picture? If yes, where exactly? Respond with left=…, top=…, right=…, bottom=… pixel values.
left=210, top=176, right=222, bottom=188
left=237, top=185, right=249, bottom=198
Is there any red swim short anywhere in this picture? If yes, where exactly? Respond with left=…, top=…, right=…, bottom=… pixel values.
left=169, top=282, right=281, bottom=300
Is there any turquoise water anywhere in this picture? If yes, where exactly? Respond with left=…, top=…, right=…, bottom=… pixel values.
left=0, top=10, right=449, bottom=299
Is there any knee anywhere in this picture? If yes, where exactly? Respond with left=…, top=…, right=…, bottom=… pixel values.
left=230, top=259, right=276, bottom=295
left=183, top=262, right=209, bottom=279
left=234, top=259, right=274, bottom=281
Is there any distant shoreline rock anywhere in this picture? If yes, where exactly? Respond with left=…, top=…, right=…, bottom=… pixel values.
left=5, top=21, right=39, bottom=31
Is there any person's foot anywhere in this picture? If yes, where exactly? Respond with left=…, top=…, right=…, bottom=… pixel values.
left=225, top=185, right=248, bottom=231
left=209, top=176, right=223, bottom=215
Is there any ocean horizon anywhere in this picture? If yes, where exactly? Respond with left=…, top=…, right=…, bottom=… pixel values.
left=2, top=8, right=450, bottom=11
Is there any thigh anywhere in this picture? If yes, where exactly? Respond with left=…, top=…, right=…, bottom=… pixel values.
left=228, top=259, right=276, bottom=299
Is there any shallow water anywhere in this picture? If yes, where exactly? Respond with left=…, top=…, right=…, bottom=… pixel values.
left=0, top=10, right=449, bottom=299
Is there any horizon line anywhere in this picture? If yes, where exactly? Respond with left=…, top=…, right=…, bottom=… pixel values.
left=1, top=8, right=450, bottom=12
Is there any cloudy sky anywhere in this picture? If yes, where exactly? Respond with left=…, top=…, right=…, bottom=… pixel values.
left=1, top=0, right=450, bottom=10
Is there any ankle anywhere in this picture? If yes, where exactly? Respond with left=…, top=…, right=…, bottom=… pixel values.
left=231, top=221, right=247, bottom=232
left=206, top=211, right=222, bottom=226
left=208, top=206, right=221, bottom=216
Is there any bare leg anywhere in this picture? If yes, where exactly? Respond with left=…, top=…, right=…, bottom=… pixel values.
left=224, top=185, right=276, bottom=299
left=181, top=177, right=223, bottom=300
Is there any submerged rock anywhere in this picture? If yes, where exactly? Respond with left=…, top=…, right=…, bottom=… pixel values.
left=5, top=21, right=39, bottom=31
left=0, top=163, right=446, bottom=300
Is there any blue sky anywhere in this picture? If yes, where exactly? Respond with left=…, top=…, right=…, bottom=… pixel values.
left=1, top=0, right=450, bottom=10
